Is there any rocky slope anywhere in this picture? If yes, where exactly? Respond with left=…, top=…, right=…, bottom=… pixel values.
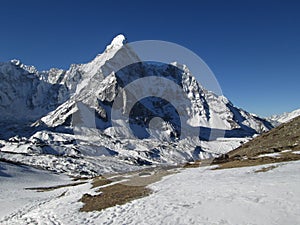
left=228, top=115, right=300, bottom=158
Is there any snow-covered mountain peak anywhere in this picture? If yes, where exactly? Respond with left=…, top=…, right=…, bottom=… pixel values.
left=10, top=59, right=38, bottom=74
left=105, top=34, right=126, bottom=51
left=10, top=59, right=21, bottom=66
left=267, top=108, right=300, bottom=126
left=72, top=35, right=139, bottom=94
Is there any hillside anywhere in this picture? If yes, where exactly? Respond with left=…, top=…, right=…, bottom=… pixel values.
left=229, top=115, right=300, bottom=158
left=212, top=115, right=300, bottom=170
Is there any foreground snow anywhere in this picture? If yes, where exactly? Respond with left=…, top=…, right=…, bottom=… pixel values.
left=0, top=162, right=71, bottom=219
left=1, top=161, right=300, bottom=225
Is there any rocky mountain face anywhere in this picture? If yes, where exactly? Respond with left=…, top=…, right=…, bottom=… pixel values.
left=0, top=35, right=273, bottom=176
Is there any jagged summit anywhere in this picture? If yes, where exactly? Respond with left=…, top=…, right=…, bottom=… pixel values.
left=10, top=59, right=38, bottom=74
left=105, top=34, right=127, bottom=51
left=6, top=34, right=128, bottom=77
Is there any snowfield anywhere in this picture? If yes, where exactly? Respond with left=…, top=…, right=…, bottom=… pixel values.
left=1, top=160, right=299, bottom=225
left=0, top=162, right=72, bottom=220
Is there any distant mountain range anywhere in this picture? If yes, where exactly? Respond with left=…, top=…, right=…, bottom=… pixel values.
left=0, top=35, right=274, bottom=176
left=267, top=109, right=300, bottom=126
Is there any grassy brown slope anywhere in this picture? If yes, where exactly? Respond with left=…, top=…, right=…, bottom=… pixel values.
left=213, top=152, right=300, bottom=170
left=80, top=169, right=175, bottom=212
left=213, top=115, right=300, bottom=169
left=228, top=115, right=300, bottom=158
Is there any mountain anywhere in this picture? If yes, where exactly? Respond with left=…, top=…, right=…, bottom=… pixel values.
left=0, top=34, right=273, bottom=177
left=267, top=108, right=300, bottom=126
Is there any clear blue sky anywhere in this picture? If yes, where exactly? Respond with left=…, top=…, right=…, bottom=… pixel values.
left=0, top=0, right=299, bottom=117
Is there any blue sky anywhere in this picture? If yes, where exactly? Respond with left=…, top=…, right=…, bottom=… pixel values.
left=0, top=0, right=299, bottom=117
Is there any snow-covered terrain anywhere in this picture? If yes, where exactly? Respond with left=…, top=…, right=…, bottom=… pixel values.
left=1, top=160, right=299, bottom=225
left=0, top=161, right=72, bottom=219
left=267, top=108, right=300, bottom=126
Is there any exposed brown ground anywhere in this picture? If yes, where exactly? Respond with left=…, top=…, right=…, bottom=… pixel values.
left=80, top=183, right=151, bottom=212
left=80, top=168, right=176, bottom=212
left=254, top=165, right=279, bottom=173
left=228, top=115, right=300, bottom=158
left=213, top=150, right=300, bottom=170
left=212, top=116, right=300, bottom=170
